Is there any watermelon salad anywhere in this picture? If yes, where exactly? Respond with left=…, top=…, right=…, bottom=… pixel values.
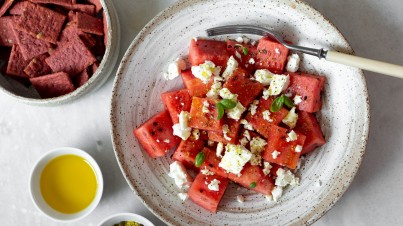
left=134, top=36, right=326, bottom=213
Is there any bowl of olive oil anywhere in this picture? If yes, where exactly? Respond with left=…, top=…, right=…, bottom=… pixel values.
left=30, top=147, right=103, bottom=222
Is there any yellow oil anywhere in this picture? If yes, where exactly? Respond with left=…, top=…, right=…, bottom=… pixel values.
left=40, top=154, right=98, bottom=214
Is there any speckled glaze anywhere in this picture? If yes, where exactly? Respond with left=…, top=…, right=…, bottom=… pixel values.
left=110, top=0, right=370, bottom=225
left=0, top=0, right=120, bottom=106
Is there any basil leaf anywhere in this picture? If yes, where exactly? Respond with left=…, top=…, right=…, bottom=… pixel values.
left=195, top=152, right=206, bottom=167
left=283, top=95, right=295, bottom=108
left=242, top=47, right=248, bottom=55
left=270, top=95, right=284, bottom=112
left=220, top=99, right=237, bottom=109
left=216, top=103, right=225, bottom=120
left=250, top=182, right=257, bottom=188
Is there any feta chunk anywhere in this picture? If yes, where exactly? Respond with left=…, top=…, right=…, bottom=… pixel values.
left=168, top=161, right=192, bottom=189
left=248, top=58, right=255, bottom=65
left=275, top=168, right=299, bottom=187
left=178, top=192, right=188, bottom=202
left=243, top=130, right=251, bottom=141
left=207, top=140, right=215, bottom=146
left=271, top=186, right=283, bottom=202
left=222, top=56, right=239, bottom=80
left=262, top=162, right=272, bottom=175
left=216, top=142, right=224, bottom=157
left=262, top=88, right=270, bottom=100
left=275, top=48, right=280, bottom=54
left=226, top=102, right=246, bottom=121
left=294, top=95, right=303, bottom=105
left=208, top=179, right=221, bottom=191
left=222, top=124, right=231, bottom=141
left=240, top=119, right=253, bottom=130
left=206, top=77, right=223, bottom=99
left=191, top=61, right=221, bottom=84
left=295, top=145, right=303, bottom=153
left=237, top=195, right=245, bottom=203
left=262, top=110, right=273, bottom=123
left=172, top=111, right=191, bottom=140
left=272, top=150, right=280, bottom=159
left=201, top=167, right=215, bottom=176
left=282, top=107, right=298, bottom=129
left=235, top=51, right=242, bottom=60
left=265, top=194, right=273, bottom=201
left=202, top=100, right=210, bottom=113
left=250, top=137, right=267, bottom=153
left=239, top=137, right=249, bottom=146
left=250, top=154, right=262, bottom=166
left=286, top=54, right=300, bottom=73
left=254, top=69, right=273, bottom=86
left=219, top=88, right=238, bottom=101
left=249, top=100, right=259, bottom=115
left=192, top=129, right=200, bottom=140
left=163, top=58, right=186, bottom=80
left=163, top=139, right=170, bottom=143
left=267, top=74, right=290, bottom=96
left=219, top=144, right=252, bottom=175
left=286, top=130, right=298, bottom=142
left=236, top=36, right=244, bottom=43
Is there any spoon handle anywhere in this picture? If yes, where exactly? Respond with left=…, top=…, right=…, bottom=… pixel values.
left=325, top=51, right=403, bottom=78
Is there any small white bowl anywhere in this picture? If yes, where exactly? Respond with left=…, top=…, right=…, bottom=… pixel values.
left=29, top=147, right=104, bottom=222
left=98, top=213, right=154, bottom=226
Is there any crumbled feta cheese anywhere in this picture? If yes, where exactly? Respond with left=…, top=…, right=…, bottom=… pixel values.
left=216, top=142, right=224, bottom=157
left=208, top=179, right=221, bottom=191
left=202, top=100, right=210, bottom=113
left=156, top=139, right=160, bottom=143
left=262, top=88, right=270, bottom=100
left=237, top=195, right=245, bottom=203
left=172, top=111, right=191, bottom=140
left=207, top=140, right=215, bottom=146
left=164, top=139, right=170, bottom=143
left=265, top=194, right=273, bottom=201
left=263, top=162, right=272, bottom=175
left=268, top=74, right=290, bottom=96
left=284, top=92, right=292, bottom=98
left=286, top=130, right=298, bottom=142
left=262, top=110, right=273, bottom=123
left=192, top=129, right=200, bottom=140
left=239, top=137, right=249, bottom=146
left=271, top=186, right=283, bottom=202
left=248, top=58, right=255, bottom=65
left=286, top=54, right=300, bottom=73
left=236, top=36, right=244, bottom=43
left=254, top=69, right=273, bottom=86
left=243, top=130, right=251, bottom=140
left=250, top=137, right=267, bottom=153
left=193, top=37, right=198, bottom=42
left=201, top=167, right=215, bottom=176
left=219, top=144, right=252, bottom=175
left=206, top=77, right=223, bottom=99
left=240, top=119, right=254, bottom=130
left=282, top=107, right=298, bottom=129
left=163, top=58, right=187, bottom=80
left=294, top=95, right=303, bottom=105
left=222, top=56, right=239, bottom=80
left=178, top=192, right=188, bottom=202
left=226, top=102, right=246, bottom=121
left=191, top=61, right=221, bottom=84
left=222, top=124, right=232, bottom=141
left=249, top=100, right=259, bottom=115
left=272, top=150, right=280, bottom=159
left=250, top=154, right=262, bottom=166
left=251, top=40, right=257, bottom=46
left=275, top=168, right=299, bottom=187
left=275, top=48, right=280, bottom=54
left=295, top=145, right=303, bottom=153
left=235, top=51, right=242, bottom=59
left=219, top=88, right=238, bottom=101
left=168, top=161, right=192, bottom=189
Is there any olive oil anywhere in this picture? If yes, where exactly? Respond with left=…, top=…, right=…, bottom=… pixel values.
left=40, top=154, right=98, bottom=214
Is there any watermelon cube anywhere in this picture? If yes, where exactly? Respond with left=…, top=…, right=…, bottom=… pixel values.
left=189, top=39, right=230, bottom=67
left=181, top=70, right=213, bottom=97
left=161, top=89, right=192, bottom=124
left=208, top=118, right=241, bottom=144
left=286, top=72, right=326, bottom=113
left=294, top=111, right=326, bottom=154
left=134, top=111, right=181, bottom=158
left=222, top=68, right=264, bottom=108
left=226, top=40, right=258, bottom=73
left=188, top=97, right=223, bottom=132
left=172, top=135, right=205, bottom=168
left=256, top=37, right=289, bottom=74
left=200, top=147, right=229, bottom=178
left=262, top=125, right=306, bottom=169
left=188, top=173, right=229, bottom=213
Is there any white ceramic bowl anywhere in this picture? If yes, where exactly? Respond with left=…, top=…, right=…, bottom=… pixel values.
left=29, top=147, right=104, bottom=222
left=98, top=213, right=154, bottom=226
left=0, top=0, right=120, bottom=106
left=110, top=0, right=370, bottom=225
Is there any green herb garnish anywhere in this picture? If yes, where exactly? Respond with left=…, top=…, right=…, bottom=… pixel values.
left=250, top=182, right=257, bottom=188
left=216, top=102, right=225, bottom=120
left=220, top=99, right=237, bottom=109
left=270, top=94, right=294, bottom=112
left=195, top=152, right=206, bottom=167
left=283, top=95, right=295, bottom=108
left=235, top=44, right=248, bottom=56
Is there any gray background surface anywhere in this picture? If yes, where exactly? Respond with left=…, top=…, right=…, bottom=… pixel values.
left=0, top=0, right=402, bottom=225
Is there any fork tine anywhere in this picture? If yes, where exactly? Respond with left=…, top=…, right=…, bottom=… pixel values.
left=207, top=26, right=267, bottom=36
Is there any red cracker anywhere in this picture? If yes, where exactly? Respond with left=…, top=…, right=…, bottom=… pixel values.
left=73, top=68, right=89, bottom=87
left=87, top=0, right=102, bottom=14
left=30, top=0, right=71, bottom=6
left=58, top=23, right=96, bottom=49
left=76, top=12, right=103, bottom=35
left=15, top=3, right=66, bottom=44
left=6, top=44, right=30, bottom=78
left=30, top=72, right=75, bottom=98
left=23, top=53, right=52, bottom=78
left=0, top=0, right=14, bottom=17
left=0, top=17, right=16, bottom=47
left=45, top=37, right=96, bottom=76
left=8, top=1, right=31, bottom=15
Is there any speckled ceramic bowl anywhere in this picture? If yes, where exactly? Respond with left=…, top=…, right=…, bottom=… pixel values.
left=0, top=0, right=120, bottom=106
left=110, top=0, right=370, bottom=225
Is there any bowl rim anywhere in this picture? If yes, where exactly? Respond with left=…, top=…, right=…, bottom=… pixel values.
left=0, top=0, right=119, bottom=106
left=109, top=0, right=370, bottom=225
left=29, top=147, right=104, bottom=222
left=97, top=212, right=155, bottom=226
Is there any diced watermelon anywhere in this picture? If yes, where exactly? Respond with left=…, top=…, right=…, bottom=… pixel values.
left=188, top=97, right=223, bottom=132
left=228, top=163, right=274, bottom=195
left=181, top=70, right=213, bottom=97
left=226, top=40, right=258, bottom=73
left=262, top=125, right=306, bottom=169
left=222, top=68, right=264, bottom=107
left=188, top=39, right=230, bottom=67
left=200, top=147, right=229, bottom=178
left=286, top=72, right=326, bottom=113
left=256, top=37, right=289, bottom=74
left=161, top=89, right=192, bottom=124
left=188, top=173, right=229, bottom=213
left=294, top=111, right=326, bottom=154
left=172, top=135, right=205, bottom=168
left=134, top=111, right=181, bottom=158
left=245, top=97, right=289, bottom=139
left=269, top=163, right=284, bottom=177
left=208, top=118, right=241, bottom=144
